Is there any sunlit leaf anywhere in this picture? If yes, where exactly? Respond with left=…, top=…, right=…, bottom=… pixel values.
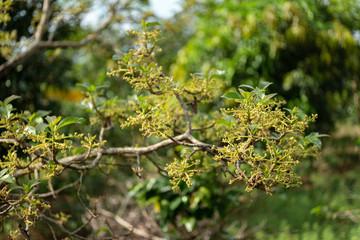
left=259, top=81, right=272, bottom=89
left=181, top=217, right=196, bottom=232
left=222, top=92, right=242, bottom=100
left=3, top=95, right=20, bottom=105
left=215, top=119, right=231, bottom=127
left=58, top=117, right=85, bottom=129
left=146, top=21, right=161, bottom=28
left=263, top=93, right=277, bottom=102
left=24, top=126, right=36, bottom=135
left=0, top=169, right=15, bottom=183
left=239, top=84, right=254, bottom=90
left=46, top=116, right=61, bottom=125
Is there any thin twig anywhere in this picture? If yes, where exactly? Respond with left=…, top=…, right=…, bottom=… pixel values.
left=40, top=214, right=87, bottom=240
left=220, top=159, right=238, bottom=178
left=175, top=94, right=192, bottom=133
left=145, top=154, right=168, bottom=177
left=38, top=178, right=80, bottom=198
left=45, top=221, right=57, bottom=240
left=77, top=171, right=97, bottom=218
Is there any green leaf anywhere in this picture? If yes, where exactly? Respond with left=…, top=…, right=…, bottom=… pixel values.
left=95, top=227, right=110, bottom=235
left=240, top=91, right=252, bottom=100
left=76, top=83, right=91, bottom=90
left=35, top=123, right=49, bottom=134
left=49, top=159, right=55, bottom=168
left=141, top=19, right=146, bottom=28
left=3, top=95, right=20, bottom=105
left=24, top=126, right=36, bottom=135
left=0, top=169, right=8, bottom=178
left=121, top=52, right=134, bottom=63
left=259, top=81, right=272, bottom=89
left=29, top=179, right=39, bottom=189
left=170, top=197, right=182, bottom=210
left=181, top=217, right=196, bottom=232
left=46, top=116, right=61, bottom=125
left=215, top=119, right=231, bottom=127
left=129, top=64, right=145, bottom=72
left=58, top=117, right=85, bottom=129
left=112, top=54, right=121, bottom=61
left=146, top=62, right=157, bottom=72
left=137, top=95, right=147, bottom=102
left=29, top=110, right=51, bottom=122
left=257, top=91, right=265, bottom=100
left=0, top=106, right=7, bottom=118
left=222, top=92, right=242, bottom=100
left=146, top=21, right=161, bottom=28
left=263, top=93, right=277, bottom=102
left=239, top=84, right=254, bottom=90
left=0, top=104, right=15, bottom=119
left=305, top=132, right=329, bottom=149
left=0, top=169, right=15, bottom=183
left=249, top=124, right=260, bottom=134
left=9, top=185, right=23, bottom=192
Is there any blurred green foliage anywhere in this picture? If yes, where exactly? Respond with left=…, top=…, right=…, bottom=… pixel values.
left=1, top=0, right=360, bottom=239
left=171, top=0, right=360, bottom=131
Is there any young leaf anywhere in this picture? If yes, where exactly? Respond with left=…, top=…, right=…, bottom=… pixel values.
left=222, top=92, right=242, bottom=100
left=240, top=91, right=252, bottom=100
left=0, top=169, right=8, bottom=178
left=0, top=169, right=15, bottom=183
left=35, top=123, right=49, bottom=134
left=49, top=159, right=55, bottom=168
left=146, top=62, right=157, bottom=72
left=9, top=185, right=23, bottom=192
left=169, top=197, right=182, bottom=210
left=239, top=84, right=254, bottom=90
left=141, top=19, right=146, bottom=28
left=263, top=93, right=277, bottom=102
left=0, top=103, right=15, bottom=119
left=0, top=106, right=8, bottom=118
left=305, top=132, right=329, bottom=149
left=215, top=119, right=231, bottom=127
left=129, top=64, right=145, bottom=72
left=146, top=21, right=161, bottom=28
left=259, top=81, right=272, bottom=89
left=112, top=54, right=121, bottom=61
left=46, top=116, right=61, bottom=125
left=29, top=110, right=51, bottom=123
left=58, top=117, right=85, bottom=129
left=3, top=95, right=20, bottom=105
left=24, top=126, right=36, bottom=135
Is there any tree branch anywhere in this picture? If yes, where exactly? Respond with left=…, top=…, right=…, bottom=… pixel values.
left=12, top=133, right=190, bottom=177
left=34, top=0, right=52, bottom=42
left=0, top=0, right=115, bottom=78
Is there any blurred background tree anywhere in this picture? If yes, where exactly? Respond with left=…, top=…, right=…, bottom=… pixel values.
left=170, top=0, right=360, bottom=131
left=1, top=0, right=360, bottom=239
left=164, top=0, right=360, bottom=239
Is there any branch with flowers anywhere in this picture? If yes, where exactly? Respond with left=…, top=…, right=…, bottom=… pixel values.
left=0, top=20, right=325, bottom=238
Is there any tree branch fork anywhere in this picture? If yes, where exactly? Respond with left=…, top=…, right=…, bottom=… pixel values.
left=0, top=0, right=116, bottom=77
left=8, top=131, right=215, bottom=178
